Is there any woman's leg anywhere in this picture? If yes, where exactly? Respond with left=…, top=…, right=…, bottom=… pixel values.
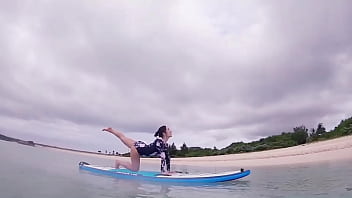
left=103, top=128, right=140, bottom=171
left=104, top=128, right=136, bottom=148
left=115, top=147, right=140, bottom=171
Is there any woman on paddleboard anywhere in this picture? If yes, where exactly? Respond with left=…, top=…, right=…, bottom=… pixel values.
left=102, top=126, right=172, bottom=174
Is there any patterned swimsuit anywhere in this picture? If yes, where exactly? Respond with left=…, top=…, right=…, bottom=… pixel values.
left=134, top=138, right=170, bottom=172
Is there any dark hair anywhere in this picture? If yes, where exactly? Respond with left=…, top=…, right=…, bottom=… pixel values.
left=154, top=125, right=167, bottom=138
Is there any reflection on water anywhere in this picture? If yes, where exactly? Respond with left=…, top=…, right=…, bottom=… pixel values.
left=79, top=169, right=251, bottom=198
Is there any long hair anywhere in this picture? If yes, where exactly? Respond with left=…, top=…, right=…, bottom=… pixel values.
left=154, top=125, right=167, bottom=138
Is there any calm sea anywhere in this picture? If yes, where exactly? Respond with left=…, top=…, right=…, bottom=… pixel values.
left=1, top=141, right=351, bottom=198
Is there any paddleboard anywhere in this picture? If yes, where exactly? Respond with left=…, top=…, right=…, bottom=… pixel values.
left=79, top=161, right=250, bottom=183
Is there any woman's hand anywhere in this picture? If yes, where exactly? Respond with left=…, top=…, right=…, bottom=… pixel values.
left=160, top=172, right=173, bottom=176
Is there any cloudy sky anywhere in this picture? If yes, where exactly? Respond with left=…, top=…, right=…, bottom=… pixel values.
left=1, top=0, right=352, bottom=153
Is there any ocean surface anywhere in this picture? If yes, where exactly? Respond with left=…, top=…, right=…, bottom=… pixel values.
left=1, top=141, right=351, bottom=198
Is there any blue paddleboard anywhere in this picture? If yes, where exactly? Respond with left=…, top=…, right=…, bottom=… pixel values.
left=79, top=161, right=250, bottom=183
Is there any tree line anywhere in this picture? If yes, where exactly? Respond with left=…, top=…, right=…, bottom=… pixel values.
left=167, top=116, right=352, bottom=157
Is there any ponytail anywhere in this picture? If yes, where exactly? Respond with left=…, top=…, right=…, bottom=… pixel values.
left=154, top=125, right=167, bottom=138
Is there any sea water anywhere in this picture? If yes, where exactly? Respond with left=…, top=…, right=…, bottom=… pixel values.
left=1, top=141, right=351, bottom=198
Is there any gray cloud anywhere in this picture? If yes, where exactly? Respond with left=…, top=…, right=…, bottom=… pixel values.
left=1, top=0, right=352, bottom=152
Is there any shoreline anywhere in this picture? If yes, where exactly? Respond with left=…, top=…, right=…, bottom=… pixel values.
left=41, top=135, right=352, bottom=168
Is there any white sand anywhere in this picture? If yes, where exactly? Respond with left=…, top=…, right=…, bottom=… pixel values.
left=46, top=135, right=352, bottom=168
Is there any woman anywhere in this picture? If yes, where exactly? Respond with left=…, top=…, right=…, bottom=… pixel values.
left=102, top=125, right=172, bottom=174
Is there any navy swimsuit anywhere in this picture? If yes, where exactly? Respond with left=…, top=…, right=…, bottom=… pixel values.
left=134, top=138, right=170, bottom=172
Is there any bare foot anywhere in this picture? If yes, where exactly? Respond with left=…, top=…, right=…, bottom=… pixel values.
left=102, top=127, right=113, bottom=133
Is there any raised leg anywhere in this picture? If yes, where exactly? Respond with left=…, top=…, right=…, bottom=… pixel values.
left=103, top=128, right=136, bottom=148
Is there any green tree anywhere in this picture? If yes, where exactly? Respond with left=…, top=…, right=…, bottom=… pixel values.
left=169, top=142, right=178, bottom=156
left=316, top=123, right=326, bottom=135
left=292, top=125, right=308, bottom=145
left=180, top=142, right=188, bottom=152
left=178, top=142, right=189, bottom=157
left=307, top=128, right=316, bottom=142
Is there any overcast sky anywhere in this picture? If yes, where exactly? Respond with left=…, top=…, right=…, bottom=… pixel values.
left=1, top=0, right=352, bottom=153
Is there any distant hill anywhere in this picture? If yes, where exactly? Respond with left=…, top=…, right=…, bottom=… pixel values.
left=0, top=133, right=20, bottom=142
left=0, top=133, right=114, bottom=156
left=0, top=133, right=35, bottom=146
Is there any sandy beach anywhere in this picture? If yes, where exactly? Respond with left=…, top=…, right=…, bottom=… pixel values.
left=46, top=135, right=352, bottom=168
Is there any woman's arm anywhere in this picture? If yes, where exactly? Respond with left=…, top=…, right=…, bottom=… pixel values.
left=155, top=139, right=170, bottom=173
left=160, top=152, right=167, bottom=173
left=165, top=147, right=171, bottom=172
